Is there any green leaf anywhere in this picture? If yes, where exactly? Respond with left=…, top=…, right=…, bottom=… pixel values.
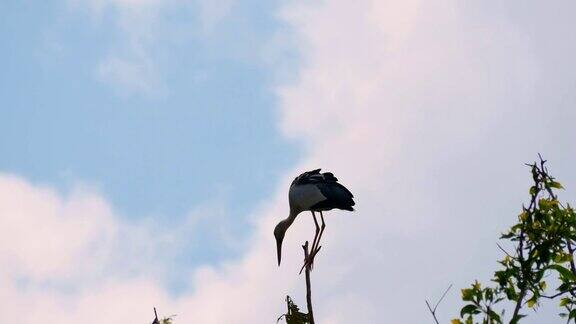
left=554, top=253, right=573, bottom=263
left=505, top=286, right=518, bottom=300
left=539, top=281, right=547, bottom=290
left=460, top=304, right=478, bottom=318
left=539, top=198, right=551, bottom=209
left=548, top=264, right=576, bottom=281
left=472, top=281, right=481, bottom=290
left=484, top=288, right=494, bottom=301
left=518, top=211, right=528, bottom=222
left=487, top=309, right=502, bottom=322
left=550, top=181, right=564, bottom=189
left=461, top=288, right=474, bottom=301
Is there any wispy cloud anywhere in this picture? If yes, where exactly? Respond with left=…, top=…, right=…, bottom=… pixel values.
left=96, top=48, right=162, bottom=96
left=70, top=0, right=167, bottom=95
left=70, top=0, right=237, bottom=96
left=195, top=0, right=236, bottom=35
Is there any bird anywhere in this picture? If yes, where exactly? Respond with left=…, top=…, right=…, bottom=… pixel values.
left=274, top=169, right=355, bottom=267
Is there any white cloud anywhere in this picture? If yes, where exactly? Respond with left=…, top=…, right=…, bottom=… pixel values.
left=0, top=174, right=298, bottom=323
left=4, top=0, right=576, bottom=323
left=270, top=1, right=576, bottom=322
left=0, top=174, right=186, bottom=324
left=0, top=174, right=116, bottom=281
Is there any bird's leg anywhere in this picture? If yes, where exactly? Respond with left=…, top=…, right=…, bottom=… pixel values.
left=310, top=211, right=320, bottom=257
left=300, top=212, right=327, bottom=273
left=310, top=212, right=326, bottom=263
left=300, top=211, right=320, bottom=274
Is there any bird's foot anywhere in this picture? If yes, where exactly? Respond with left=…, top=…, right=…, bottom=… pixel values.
left=299, top=245, right=322, bottom=274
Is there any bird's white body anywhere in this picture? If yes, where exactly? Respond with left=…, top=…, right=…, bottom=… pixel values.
left=289, top=183, right=327, bottom=213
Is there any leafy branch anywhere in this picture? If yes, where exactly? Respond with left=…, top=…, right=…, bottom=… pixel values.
left=277, top=296, right=310, bottom=324
left=453, top=155, right=576, bottom=323
left=151, top=307, right=176, bottom=324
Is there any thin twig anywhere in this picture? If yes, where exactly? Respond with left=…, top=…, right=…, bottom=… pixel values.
left=425, top=301, right=439, bottom=324
left=153, top=307, right=160, bottom=324
left=496, top=243, right=514, bottom=259
left=540, top=290, right=572, bottom=299
left=425, top=284, right=453, bottom=324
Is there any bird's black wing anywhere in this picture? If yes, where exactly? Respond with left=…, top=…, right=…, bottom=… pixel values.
left=292, top=169, right=323, bottom=185
left=312, top=180, right=355, bottom=211
left=293, top=170, right=355, bottom=211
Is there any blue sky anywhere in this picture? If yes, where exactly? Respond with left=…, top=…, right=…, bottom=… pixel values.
left=1, top=0, right=299, bottom=221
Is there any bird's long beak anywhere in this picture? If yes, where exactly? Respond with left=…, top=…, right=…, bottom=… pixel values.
left=276, top=236, right=283, bottom=266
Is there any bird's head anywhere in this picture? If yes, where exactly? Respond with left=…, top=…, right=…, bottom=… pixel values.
left=274, top=220, right=288, bottom=266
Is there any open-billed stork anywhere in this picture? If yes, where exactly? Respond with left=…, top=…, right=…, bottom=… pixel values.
left=274, top=169, right=355, bottom=266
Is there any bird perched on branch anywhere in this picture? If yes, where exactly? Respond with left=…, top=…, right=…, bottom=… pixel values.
left=274, top=169, right=355, bottom=267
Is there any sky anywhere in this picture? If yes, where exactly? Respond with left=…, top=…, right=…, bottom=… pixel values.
left=1, top=0, right=576, bottom=323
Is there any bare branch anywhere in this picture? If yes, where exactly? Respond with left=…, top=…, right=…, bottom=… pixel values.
left=425, top=300, right=440, bottom=324
left=426, top=284, right=452, bottom=324
left=302, top=241, right=315, bottom=324
left=497, top=243, right=514, bottom=259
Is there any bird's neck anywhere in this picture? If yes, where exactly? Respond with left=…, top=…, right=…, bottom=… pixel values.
left=284, top=209, right=298, bottom=227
